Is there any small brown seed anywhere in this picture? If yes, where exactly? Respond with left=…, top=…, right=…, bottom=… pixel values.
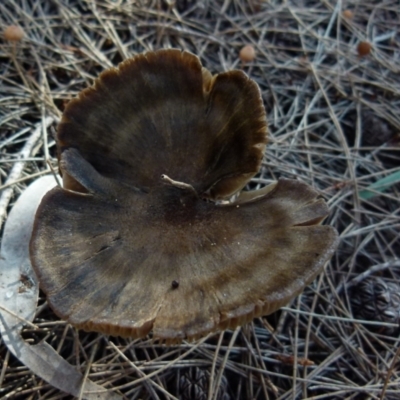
left=239, top=45, right=256, bottom=63
left=357, top=41, right=372, bottom=57
left=4, top=25, right=25, bottom=42
left=342, top=10, right=353, bottom=19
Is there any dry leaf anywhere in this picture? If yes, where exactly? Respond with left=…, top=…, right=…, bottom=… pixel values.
left=0, top=176, right=121, bottom=400
left=275, top=354, right=315, bottom=367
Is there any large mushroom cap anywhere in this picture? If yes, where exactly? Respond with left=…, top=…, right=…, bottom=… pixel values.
left=30, top=49, right=338, bottom=341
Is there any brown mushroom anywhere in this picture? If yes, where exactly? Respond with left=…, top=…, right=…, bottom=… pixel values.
left=357, top=41, right=372, bottom=57
left=3, top=25, right=25, bottom=42
left=342, top=10, right=354, bottom=19
left=239, top=45, right=256, bottom=63
left=30, top=49, right=338, bottom=341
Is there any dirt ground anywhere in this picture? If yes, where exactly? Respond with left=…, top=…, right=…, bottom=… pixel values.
left=0, top=1, right=399, bottom=399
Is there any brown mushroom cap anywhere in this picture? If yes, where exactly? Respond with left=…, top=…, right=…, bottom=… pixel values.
left=239, top=45, right=256, bottom=63
left=30, top=49, right=338, bottom=341
left=4, top=25, right=25, bottom=42
left=56, top=49, right=267, bottom=200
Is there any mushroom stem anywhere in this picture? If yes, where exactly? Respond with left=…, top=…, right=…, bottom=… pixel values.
left=160, top=174, right=198, bottom=196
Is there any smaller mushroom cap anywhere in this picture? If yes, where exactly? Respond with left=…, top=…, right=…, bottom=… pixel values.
left=357, top=41, right=372, bottom=57
left=4, top=25, right=25, bottom=42
left=342, top=9, right=354, bottom=19
left=239, top=45, right=256, bottom=63
left=55, top=49, right=267, bottom=200
left=30, top=49, right=338, bottom=341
